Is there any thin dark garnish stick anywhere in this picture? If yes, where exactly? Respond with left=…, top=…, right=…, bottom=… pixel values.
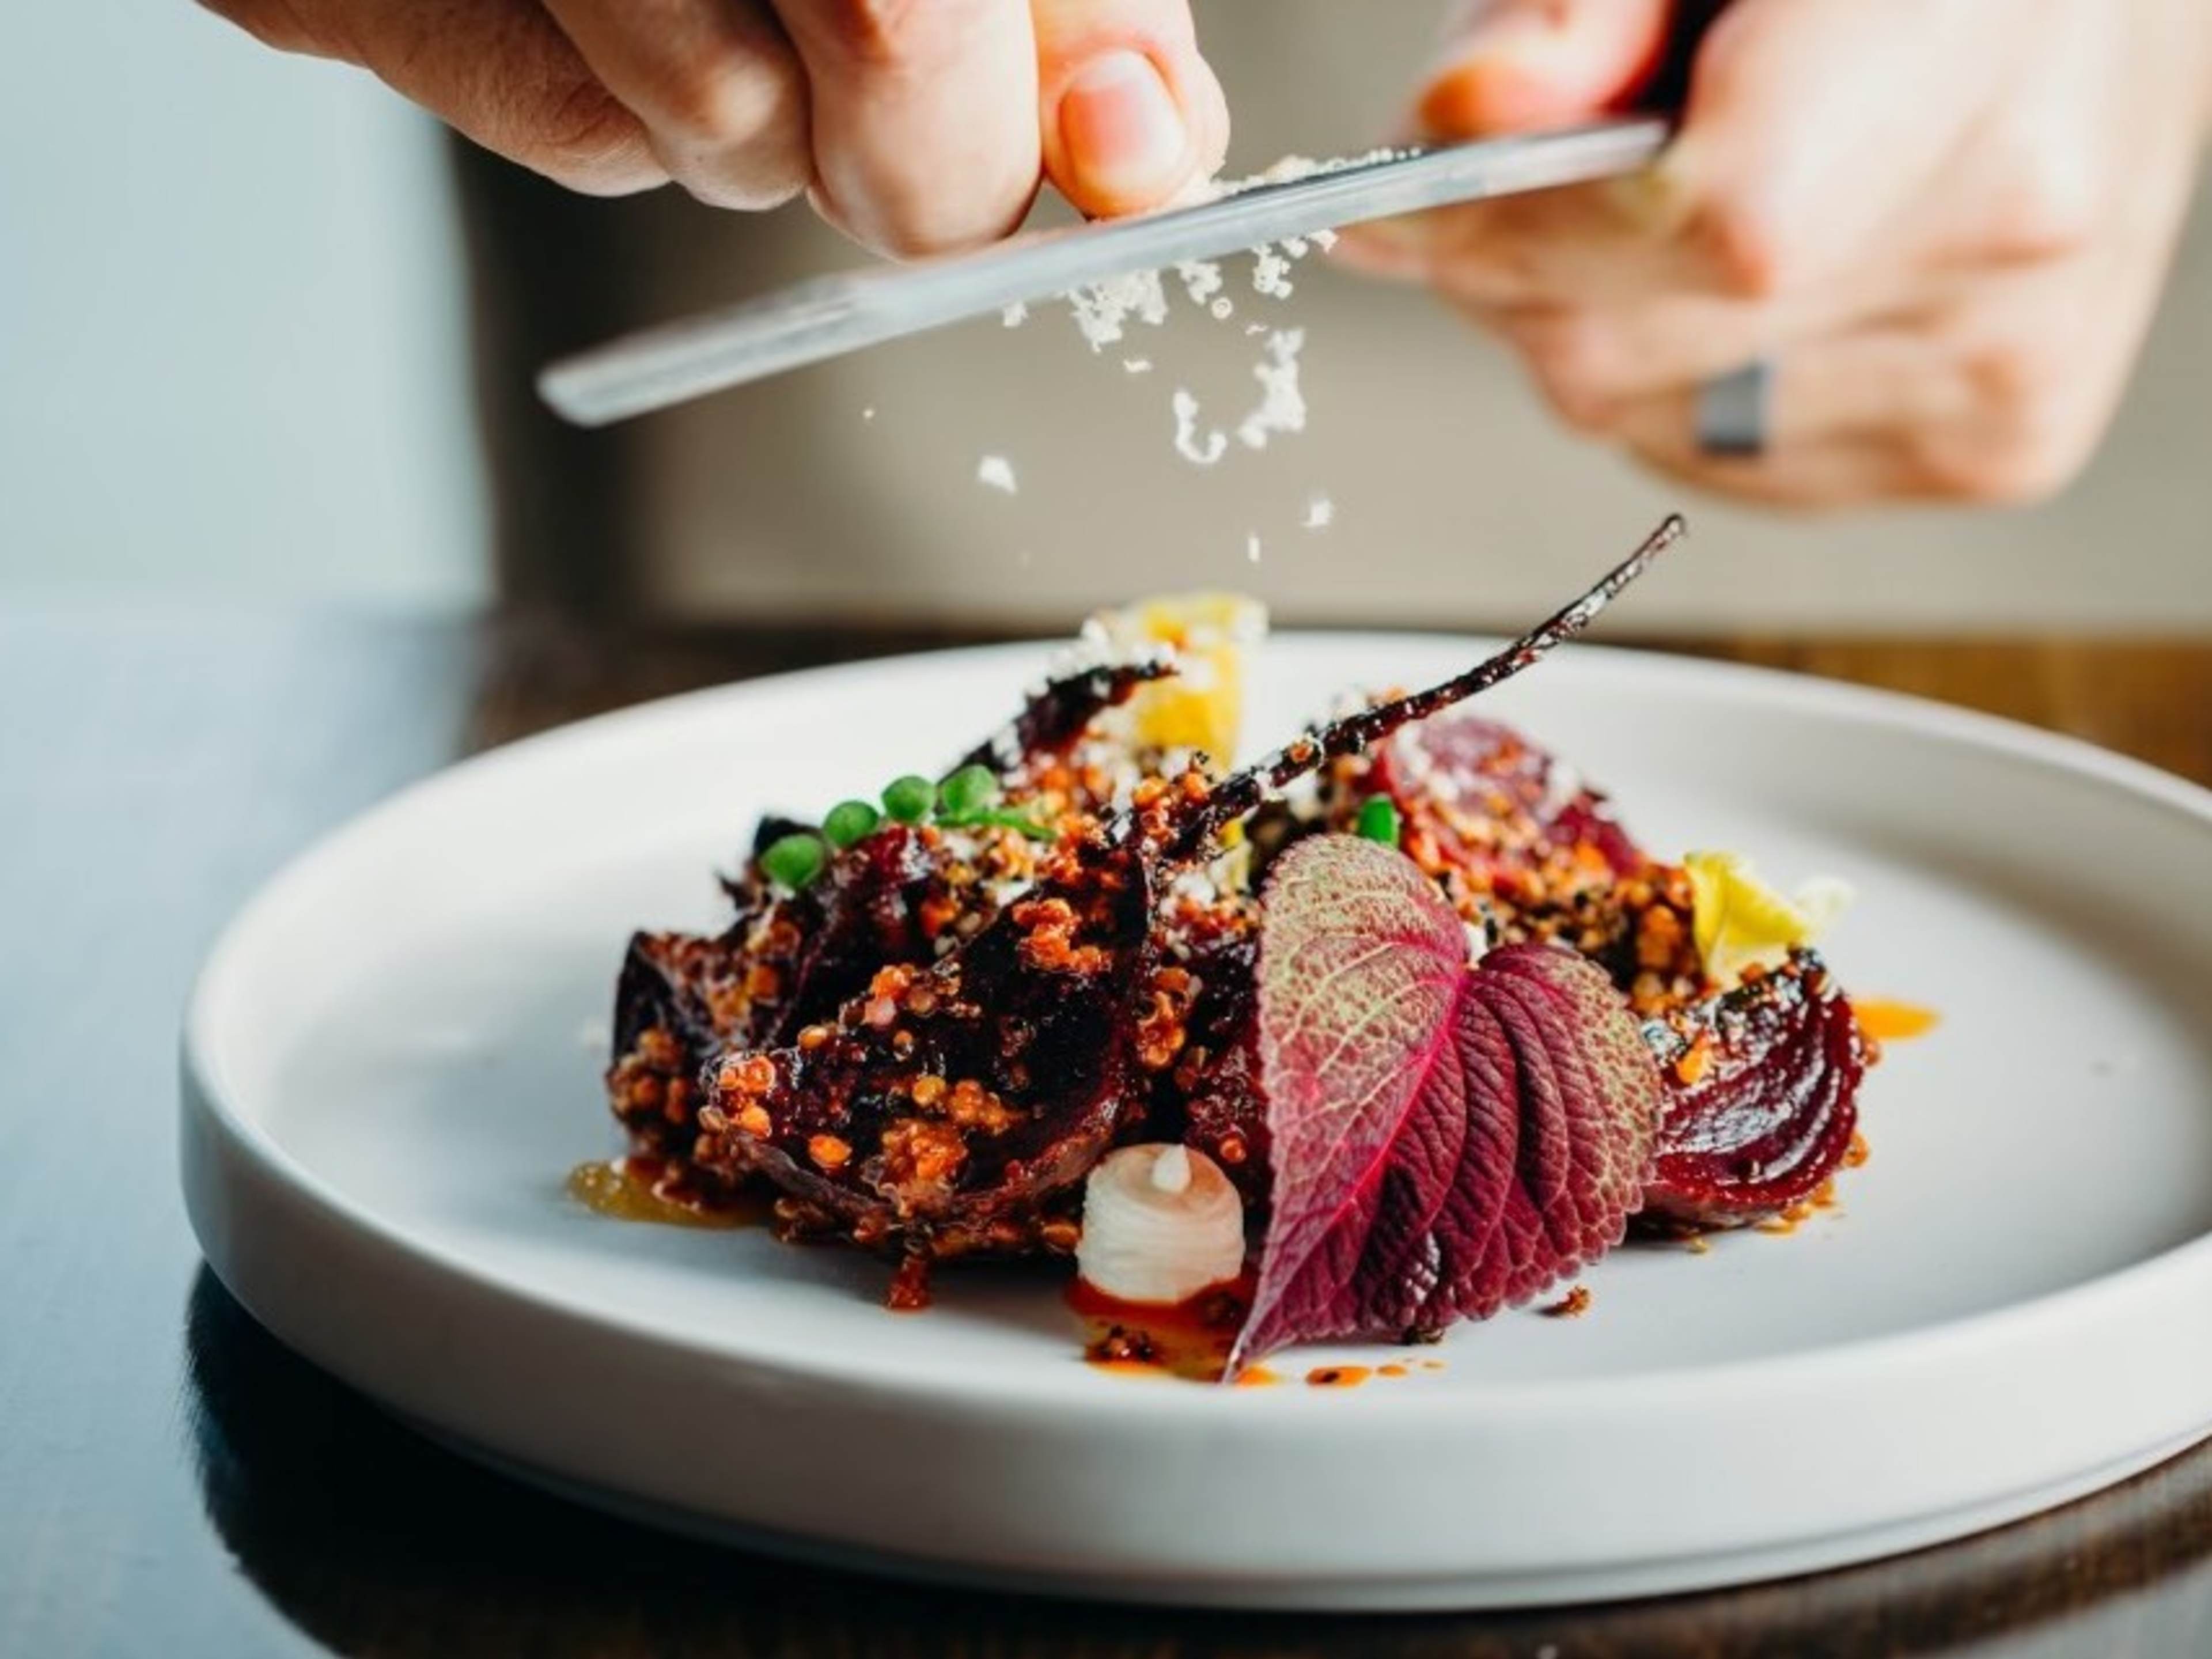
left=1165, top=514, right=1687, bottom=860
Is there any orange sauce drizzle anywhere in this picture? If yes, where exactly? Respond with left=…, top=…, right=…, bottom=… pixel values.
left=566, top=1156, right=768, bottom=1230
left=1305, top=1365, right=1373, bottom=1389
left=1857, top=999, right=1940, bottom=1043
left=1070, top=1274, right=1256, bottom=1383
left=1070, top=1279, right=1440, bottom=1387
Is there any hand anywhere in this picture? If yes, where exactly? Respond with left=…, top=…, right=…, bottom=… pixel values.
left=200, top=0, right=1229, bottom=255
left=1336, top=0, right=2212, bottom=508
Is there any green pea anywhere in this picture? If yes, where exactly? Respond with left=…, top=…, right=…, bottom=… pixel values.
left=1356, top=796, right=1402, bottom=847
left=881, top=775, right=935, bottom=824
left=760, top=832, right=828, bottom=889
left=936, top=763, right=1001, bottom=819
left=821, top=799, right=882, bottom=849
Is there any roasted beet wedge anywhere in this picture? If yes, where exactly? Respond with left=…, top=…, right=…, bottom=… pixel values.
left=1371, top=710, right=1644, bottom=892
left=1638, top=951, right=1866, bottom=1228
left=605, top=660, right=1164, bottom=1147
left=1357, top=710, right=1704, bottom=1012
left=607, top=931, right=751, bottom=1164
left=690, top=832, right=1156, bottom=1253
left=958, top=660, right=1171, bottom=778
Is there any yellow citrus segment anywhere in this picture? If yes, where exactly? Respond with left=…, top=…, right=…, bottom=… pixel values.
left=1092, top=593, right=1267, bottom=770
left=1684, top=851, right=1851, bottom=986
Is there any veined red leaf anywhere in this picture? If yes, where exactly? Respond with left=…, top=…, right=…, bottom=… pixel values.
left=1233, top=835, right=1660, bottom=1369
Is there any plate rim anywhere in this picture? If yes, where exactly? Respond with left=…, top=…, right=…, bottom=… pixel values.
left=181, top=632, right=2212, bottom=1421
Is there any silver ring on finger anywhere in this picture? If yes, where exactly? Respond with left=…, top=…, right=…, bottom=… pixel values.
left=1696, top=359, right=1775, bottom=458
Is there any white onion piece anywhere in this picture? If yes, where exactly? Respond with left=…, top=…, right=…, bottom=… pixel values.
left=1077, top=1143, right=1245, bottom=1305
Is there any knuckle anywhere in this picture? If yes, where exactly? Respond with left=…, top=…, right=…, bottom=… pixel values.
left=815, top=0, right=974, bottom=67
left=652, top=56, right=800, bottom=153
left=1980, top=174, right=2097, bottom=264
left=1691, top=196, right=1790, bottom=301
left=1962, top=338, right=2065, bottom=420
left=1512, top=312, right=1625, bottom=431
left=824, top=173, right=1035, bottom=257
left=677, top=166, right=808, bottom=213
left=1909, top=420, right=2086, bottom=506
left=533, top=81, right=664, bottom=196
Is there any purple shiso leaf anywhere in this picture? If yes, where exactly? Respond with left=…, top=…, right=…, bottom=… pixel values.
left=1232, top=835, right=1660, bottom=1371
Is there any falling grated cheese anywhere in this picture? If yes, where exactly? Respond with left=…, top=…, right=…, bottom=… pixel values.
left=1236, top=328, right=1308, bottom=450
left=1066, top=270, right=1171, bottom=351
left=1304, top=494, right=1335, bottom=531
left=1018, top=148, right=1397, bottom=474
left=976, top=454, right=1019, bottom=494
left=1251, top=245, right=1295, bottom=298
left=1001, top=300, right=1030, bottom=327
left=1172, top=390, right=1229, bottom=466
left=1246, top=532, right=1263, bottom=564
left=1177, top=260, right=1225, bottom=307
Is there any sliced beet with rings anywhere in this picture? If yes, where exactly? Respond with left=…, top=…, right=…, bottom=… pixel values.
left=1638, top=950, right=1866, bottom=1229
left=1370, top=710, right=1645, bottom=887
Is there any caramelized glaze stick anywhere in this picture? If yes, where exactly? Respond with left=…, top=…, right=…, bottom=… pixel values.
left=1164, top=514, right=1687, bottom=859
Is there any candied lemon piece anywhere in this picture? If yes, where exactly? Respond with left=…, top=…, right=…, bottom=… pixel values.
left=1092, top=592, right=1267, bottom=770
left=1684, top=851, right=1852, bottom=986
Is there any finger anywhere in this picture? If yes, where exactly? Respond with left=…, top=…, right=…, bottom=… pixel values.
left=1625, top=438, right=1924, bottom=512
left=1343, top=0, right=2031, bottom=309
left=203, top=0, right=668, bottom=195
left=1600, top=328, right=1975, bottom=460
left=1031, top=0, right=1230, bottom=218
left=539, top=0, right=809, bottom=210
left=1466, top=260, right=1949, bottom=411
left=1657, top=0, right=2028, bottom=298
left=1334, top=0, right=1677, bottom=292
left=1419, top=0, right=1677, bottom=137
left=768, top=0, right=1041, bottom=255
left=1334, top=183, right=1714, bottom=309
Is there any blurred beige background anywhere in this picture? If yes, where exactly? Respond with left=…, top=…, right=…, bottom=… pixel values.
left=606, top=1, right=2212, bottom=634
left=5, top=2, right=2205, bottom=631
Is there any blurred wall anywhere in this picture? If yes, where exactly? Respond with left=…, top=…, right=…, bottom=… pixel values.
left=0, top=3, right=486, bottom=608
left=2, top=3, right=2205, bottom=631
left=600, top=0, right=2212, bottom=634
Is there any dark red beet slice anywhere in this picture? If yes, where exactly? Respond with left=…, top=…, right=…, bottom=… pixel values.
left=692, top=831, right=1156, bottom=1241
left=1639, top=951, right=1866, bottom=1228
left=606, top=931, right=749, bottom=1164
left=1371, top=711, right=1644, bottom=887
left=957, top=660, right=1172, bottom=776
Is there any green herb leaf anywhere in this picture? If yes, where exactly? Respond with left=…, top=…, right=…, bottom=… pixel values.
left=760, top=832, right=828, bottom=889
left=1355, top=796, right=1402, bottom=847
left=971, top=808, right=1056, bottom=842
left=881, top=775, right=935, bottom=824
left=821, top=799, right=882, bottom=849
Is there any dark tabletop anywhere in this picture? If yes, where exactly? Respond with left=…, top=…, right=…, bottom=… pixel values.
left=5, top=609, right=2210, bottom=1659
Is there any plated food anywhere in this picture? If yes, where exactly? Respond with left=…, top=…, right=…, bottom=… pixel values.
left=601, top=518, right=1879, bottom=1374
left=183, top=603, right=2212, bottom=1603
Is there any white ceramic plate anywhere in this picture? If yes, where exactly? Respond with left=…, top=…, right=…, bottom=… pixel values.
left=181, top=638, right=2212, bottom=1611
